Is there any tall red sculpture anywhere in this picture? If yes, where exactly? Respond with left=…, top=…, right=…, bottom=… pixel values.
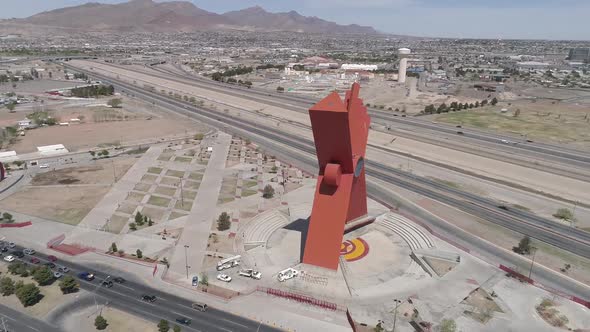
left=302, top=83, right=370, bottom=270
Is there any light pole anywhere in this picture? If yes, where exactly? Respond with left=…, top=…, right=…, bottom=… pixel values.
left=392, top=299, right=402, bottom=332
left=528, top=247, right=537, bottom=279
left=184, top=245, right=190, bottom=279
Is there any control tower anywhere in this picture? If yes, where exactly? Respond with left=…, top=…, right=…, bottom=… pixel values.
left=398, top=48, right=411, bottom=83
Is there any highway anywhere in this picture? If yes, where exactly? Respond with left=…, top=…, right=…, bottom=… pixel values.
left=65, top=64, right=590, bottom=301
left=5, top=245, right=281, bottom=332
left=91, top=61, right=590, bottom=184
left=69, top=65, right=590, bottom=254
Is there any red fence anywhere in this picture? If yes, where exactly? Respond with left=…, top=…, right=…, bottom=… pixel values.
left=47, top=234, right=66, bottom=248
left=572, top=296, right=590, bottom=309
left=258, top=287, right=340, bottom=311
left=0, top=221, right=32, bottom=228
left=499, top=264, right=533, bottom=284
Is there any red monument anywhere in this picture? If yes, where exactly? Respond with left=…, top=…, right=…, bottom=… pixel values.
left=302, top=83, right=370, bottom=270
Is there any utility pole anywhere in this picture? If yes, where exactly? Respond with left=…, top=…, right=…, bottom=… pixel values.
left=184, top=245, right=190, bottom=279
left=179, top=179, right=184, bottom=208
left=111, top=159, right=117, bottom=183
left=392, top=299, right=402, bottom=331
left=528, top=247, right=537, bottom=279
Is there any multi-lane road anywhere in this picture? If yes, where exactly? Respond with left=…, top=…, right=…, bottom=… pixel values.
left=2, top=243, right=281, bottom=332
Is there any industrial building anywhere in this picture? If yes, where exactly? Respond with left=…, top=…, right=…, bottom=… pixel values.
left=567, top=47, right=590, bottom=62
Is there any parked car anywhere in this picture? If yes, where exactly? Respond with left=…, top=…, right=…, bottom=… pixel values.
left=11, top=251, right=24, bottom=258
left=78, top=272, right=95, bottom=281
left=277, top=268, right=299, bottom=282
left=44, top=262, right=56, bottom=269
left=53, top=272, right=63, bottom=279
left=39, top=164, right=49, bottom=168
left=47, top=255, right=58, bottom=262
left=7, top=242, right=16, bottom=249
left=23, top=248, right=36, bottom=255
left=175, top=317, right=191, bottom=326
left=0, top=247, right=7, bottom=253
left=238, top=269, right=261, bottom=280
left=30, top=257, right=40, bottom=264
left=113, top=277, right=126, bottom=284
left=58, top=266, right=70, bottom=273
left=3, top=255, right=15, bottom=262
left=141, top=295, right=156, bottom=303
left=216, top=274, right=232, bottom=283
left=191, top=302, right=208, bottom=312
left=192, top=276, right=199, bottom=286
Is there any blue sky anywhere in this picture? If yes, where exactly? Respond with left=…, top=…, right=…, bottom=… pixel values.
left=1, top=0, right=589, bottom=40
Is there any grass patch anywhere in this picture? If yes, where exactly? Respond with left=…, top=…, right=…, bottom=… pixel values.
left=140, top=174, right=158, bottom=183
left=184, top=180, right=200, bottom=190
left=116, top=203, right=138, bottom=215
left=243, top=180, right=257, bottom=188
left=181, top=190, right=198, bottom=200
left=512, top=204, right=531, bottom=212
left=126, top=191, right=145, bottom=203
left=147, top=195, right=171, bottom=207
left=166, top=170, right=185, bottom=178
left=147, top=167, right=163, bottom=175
left=242, top=188, right=258, bottom=197
left=133, top=183, right=151, bottom=192
left=174, top=200, right=192, bottom=211
left=107, top=215, right=129, bottom=234
left=124, top=147, right=148, bottom=155
left=428, top=177, right=461, bottom=189
left=154, top=186, right=177, bottom=197
left=189, top=172, right=204, bottom=181
left=169, top=211, right=188, bottom=221
left=54, top=209, right=87, bottom=225
left=174, top=156, right=192, bottom=163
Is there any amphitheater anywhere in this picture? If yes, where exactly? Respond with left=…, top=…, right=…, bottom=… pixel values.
left=233, top=196, right=459, bottom=302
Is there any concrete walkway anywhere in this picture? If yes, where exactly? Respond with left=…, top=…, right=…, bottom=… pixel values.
left=169, top=132, right=232, bottom=281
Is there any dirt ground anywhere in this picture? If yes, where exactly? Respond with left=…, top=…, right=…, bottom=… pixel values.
left=423, top=256, right=457, bottom=277
left=31, top=157, right=136, bottom=186
left=62, top=305, right=155, bottom=332
left=433, top=100, right=590, bottom=148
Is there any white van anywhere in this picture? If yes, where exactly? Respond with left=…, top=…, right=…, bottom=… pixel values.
left=277, top=268, right=299, bottom=282
left=191, top=302, right=208, bottom=312
left=216, top=255, right=241, bottom=271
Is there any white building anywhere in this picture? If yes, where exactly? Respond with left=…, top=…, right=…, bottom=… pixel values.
left=37, top=144, right=68, bottom=156
left=341, top=64, right=378, bottom=71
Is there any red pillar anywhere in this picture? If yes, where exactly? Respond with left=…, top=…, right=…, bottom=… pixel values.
left=302, top=83, right=370, bottom=270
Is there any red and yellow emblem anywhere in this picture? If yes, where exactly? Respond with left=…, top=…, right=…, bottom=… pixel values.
left=340, top=238, right=369, bottom=262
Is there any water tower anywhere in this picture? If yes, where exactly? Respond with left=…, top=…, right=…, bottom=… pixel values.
left=398, top=48, right=411, bottom=83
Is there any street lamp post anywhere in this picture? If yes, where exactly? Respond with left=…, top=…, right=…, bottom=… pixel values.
left=392, top=299, right=402, bottom=332
left=184, top=245, right=190, bottom=279
left=528, top=247, right=537, bottom=279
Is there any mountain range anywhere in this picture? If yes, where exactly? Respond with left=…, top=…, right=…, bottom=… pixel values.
left=7, top=0, right=377, bottom=34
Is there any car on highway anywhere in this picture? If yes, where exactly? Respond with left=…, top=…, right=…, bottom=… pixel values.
left=175, top=317, right=191, bottom=326
left=456, top=131, right=464, bottom=135
left=11, top=251, right=24, bottom=258
left=141, top=295, right=157, bottom=303
left=102, top=280, right=114, bottom=288
left=3, top=255, right=15, bottom=262
left=39, top=164, right=49, bottom=168
left=277, top=268, right=299, bottom=282
left=192, top=276, right=199, bottom=286
left=216, top=274, right=232, bottom=283
left=78, top=272, right=95, bottom=281
left=113, top=277, right=126, bottom=284
left=0, top=247, right=7, bottom=253
left=58, top=266, right=70, bottom=273
left=191, top=302, right=208, bottom=312
left=238, top=269, right=261, bottom=280
left=47, top=255, right=58, bottom=262
left=30, top=257, right=41, bottom=264
left=44, top=262, right=56, bottom=269
left=7, top=242, right=16, bottom=249
left=23, top=248, right=35, bottom=255
left=53, top=272, right=63, bottom=279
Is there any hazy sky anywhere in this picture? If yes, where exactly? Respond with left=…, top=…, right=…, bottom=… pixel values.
left=1, top=0, right=589, bottom=40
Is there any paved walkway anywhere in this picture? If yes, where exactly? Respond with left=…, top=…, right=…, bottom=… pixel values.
left=169, top=132, right=232, bottom=281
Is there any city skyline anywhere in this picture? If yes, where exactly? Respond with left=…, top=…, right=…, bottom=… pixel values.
left=0, top=0, right=589, bottom=40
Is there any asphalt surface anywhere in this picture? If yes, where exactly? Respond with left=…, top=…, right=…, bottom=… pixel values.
left=69, top=66, right=590, bottom=256
left=2, top=245, right=281, bottom=332
left=65, top=64, right=590, bottom=301
left=0, top=303, right=61, bottom=332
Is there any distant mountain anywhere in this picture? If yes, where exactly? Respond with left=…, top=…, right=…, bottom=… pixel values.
left=12, top=0, right=377, bottom=34
left=221, top=6, right=377, bottom=34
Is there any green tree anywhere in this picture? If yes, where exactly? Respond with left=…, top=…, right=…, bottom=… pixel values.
left=440, top=319, right=457, bottom=332
left=217, top=212, right=231, bottom=231
left=107, top=98, right=123, bottom=108
left=276, top=86, right=285, bottom=92
left=513, top=235, right=532, bottom=255
left=553, top=208, right=574, bottom=221
left=194, top=133, right=204, bottom=140
left=173, top=325, right=182, bottom=332
left=136, top=249, right=143, bottom=259
left=111, top=242, right=118, bottom=253
left=129, top=223, right=137, bottom=231
left=2, top=212, right=14, bottom=223
left=95, top=315, right=108, bottom=330
left=0, top=277, right=15, bottom=296
left=200, top=273, right=209, bottom=286
left=6, top=102, right=16, bottom=111
left=59, top=276, right=79, bottom=294
left=15, top=283, right=41, bottom=307
left=263, top=184, right=275, bottom=199
left=491, top=97, right=498, bottom=106
left=33, top=267, right=54, bottom=286
left=158, top=319, right=170, bottom=332
left=148, top=218, right=154, bottom=226
left=135, top=212, right=143, bottom=224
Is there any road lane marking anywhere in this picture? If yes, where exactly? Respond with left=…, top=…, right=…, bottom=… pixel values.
left=221, top=318, right=249, bottom=329
left=116, top=284, right=135, bottom=291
